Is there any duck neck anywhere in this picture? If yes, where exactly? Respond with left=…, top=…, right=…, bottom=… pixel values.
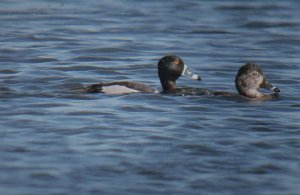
left=161, top=80, right=177, bottom=92
left=236, top=78, right=263, bottom=99
left=240, top=88, right=263, bottom=99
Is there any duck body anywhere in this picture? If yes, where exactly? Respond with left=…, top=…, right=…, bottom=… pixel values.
left=161, top=87, right=212, bottom=96
left=207, top=63, right=280, bottom=100
left=85, top=81, right=155, bottom=94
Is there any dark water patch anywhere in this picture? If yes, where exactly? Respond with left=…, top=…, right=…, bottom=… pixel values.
left=50, top=65, right=114, bottom=72
left=3, top=146, right=29, bottom=153
left=217, top=3, right=291, bottom=11
left=49, top=27, right=105, bottom=35
left=137, top=169, right=168, bottom=180
left=122, top=163, right=181, bottom=182
left=0, top=69, right=19, bottom=74
left=145, top=135, right=175, bottom=142
left=0, top=56, right=15, bottom=62
left=31, top=15, right=85, bottom=22
left=0, top=9, right=49, bottom=16
left=290, top=104, right=300, bottom=107
left=71, top=56, right=116, bottom=62
left=241, top=21, right=299, bottom=29
left=0, top=92, right=18, bottom=99
left=3, top=110, right=47, bottom=116
left=258, top=38, right=300, bottom=46
left=120, top=101, right=162, bottom=112
left=24, top=102, right=70, bottom=108
left=179, top=122, right=205, bottom=131
left=115, top=63, right=156, bottom=72
left=23, top=92, right=58, bottom=99
left=181, top=144, right=224, bottom=156
left=249, top=126, right=280, bottom=133
left=22, top=57, right=59, bottom=63
left=34, top=76, right=71, bottom=84
left=47, top=127, right=93, bottom=136
left=71, top=47, right=136, bottom=54
left=30, top=172, right=58, bottom=181
left=276, top=79, right=300, bottom=85
left=0, top=48, right=20, bottom=54
left=57, top=93, right=100, bottom=100
left=2, top=35, right=76, bottom=43
left=249, top=61, right=298, bottom=70
left=27, top=34, right=78, bottom=42
left=250, top=141, right=278, bottom=150
left=179, top=105, right=213, bottom=112
left=70, top=165, right=127, bottom=181
left=284, top=138, right=300, bottom=149
left=66, top=111, right=115, bottom=116
left=188, top=29, right=235, bottom=35
left=241, top=164, right=284, bottom=174
left=50, top=83, right=89, bottom=93
left=0, top=86, right=15, bottom=93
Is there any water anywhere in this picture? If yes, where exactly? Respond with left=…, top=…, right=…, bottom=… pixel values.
left=0, top=0, right=300, bottom=194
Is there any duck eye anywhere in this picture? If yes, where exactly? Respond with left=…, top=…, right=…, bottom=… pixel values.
left=252, top=72, right=258, bottom=77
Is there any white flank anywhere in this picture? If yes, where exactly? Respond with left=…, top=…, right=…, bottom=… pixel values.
left=102, top=85, right=139, bottom=95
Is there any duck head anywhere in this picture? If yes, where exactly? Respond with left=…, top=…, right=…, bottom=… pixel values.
left=158, top=55, right=201, bottom=92
left=235, top=63, right=280, bottom=99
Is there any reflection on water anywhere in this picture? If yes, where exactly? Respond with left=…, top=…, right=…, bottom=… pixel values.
left=0, top=0, right=300, bottom=194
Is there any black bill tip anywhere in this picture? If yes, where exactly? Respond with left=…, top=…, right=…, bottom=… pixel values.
left=274, top=87, right=280, bottom=93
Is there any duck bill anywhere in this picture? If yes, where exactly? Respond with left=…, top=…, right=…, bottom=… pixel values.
left=260, top=78, right=280, bottom=93
left=181, top=64, right=201, bottom=80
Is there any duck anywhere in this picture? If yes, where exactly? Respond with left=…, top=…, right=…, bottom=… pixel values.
left=213, top=62, right=280, bottom=100
left=235, top=62, right=280, bottom=100
left=85, top=55, right=203, bottom=95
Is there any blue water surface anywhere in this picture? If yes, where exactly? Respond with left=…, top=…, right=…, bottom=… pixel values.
left=0, top=0, right=299, bottom=194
